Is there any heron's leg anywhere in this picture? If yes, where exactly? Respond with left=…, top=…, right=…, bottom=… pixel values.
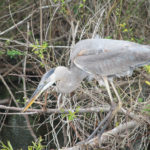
left=57, top=93, right=62, bottom=109
left=110, top=81, right=122, bottom=109
left=102, top=76, right=114, bottom=104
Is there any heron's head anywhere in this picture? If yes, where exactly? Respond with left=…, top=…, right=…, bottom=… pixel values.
left=23, top=68, right=56, bottom=112
left=23, top=67, right=69, bottom=112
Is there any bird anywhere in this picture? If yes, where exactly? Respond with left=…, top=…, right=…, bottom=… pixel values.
left=23, top=38, right=150, bottom=115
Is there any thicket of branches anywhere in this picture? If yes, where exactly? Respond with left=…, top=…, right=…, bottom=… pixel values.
left=0, top=0, right=150, bottom=149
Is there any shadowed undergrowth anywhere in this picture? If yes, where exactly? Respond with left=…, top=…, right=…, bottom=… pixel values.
left=0, top=0, right=150, bottom=149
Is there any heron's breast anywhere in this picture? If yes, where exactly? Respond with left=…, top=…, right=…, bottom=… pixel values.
left=56, top=81, right=80, bottom=93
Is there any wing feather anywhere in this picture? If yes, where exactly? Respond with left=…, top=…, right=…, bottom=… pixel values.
left=71, top=39, right=150, bottom=77
left=74, top=49, right=150, bottom=77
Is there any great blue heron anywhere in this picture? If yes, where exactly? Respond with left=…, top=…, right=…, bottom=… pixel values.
left=23, top=38, right=150, bottom=112
left=22, top=38, right=150, bottom=140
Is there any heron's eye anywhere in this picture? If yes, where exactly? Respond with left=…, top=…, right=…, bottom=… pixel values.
left=52, top=83, right=56, bottom=86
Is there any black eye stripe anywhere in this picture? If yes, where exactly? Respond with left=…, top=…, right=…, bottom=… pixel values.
left=53, top=83, right=56, bottom=86
left=41, top=68, right=55, bottom=81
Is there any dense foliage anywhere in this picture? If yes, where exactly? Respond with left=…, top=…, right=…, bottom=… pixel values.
left=0, top=0, right=150, bottom=149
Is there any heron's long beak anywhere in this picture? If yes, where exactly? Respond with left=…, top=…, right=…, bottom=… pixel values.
left=22, top=81, right=54, bottom=112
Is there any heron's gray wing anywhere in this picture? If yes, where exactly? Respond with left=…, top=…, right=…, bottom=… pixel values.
left=73, top=49, right=150, bottom=77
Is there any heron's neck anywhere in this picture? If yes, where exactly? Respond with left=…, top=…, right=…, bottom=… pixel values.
left=69, top=65, right=87, bottom=82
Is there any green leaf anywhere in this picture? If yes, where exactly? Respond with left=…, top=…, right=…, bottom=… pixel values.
left=7, top=50, right=23, bottom=58
left=68, top=115, right=73, bottom=121
left=142, top=104, right=150, bottom=114
left=0, top=141, right=13, bottom=150
left=7, top=141, right=13, bottom=150
left=138, top=98, right=143, bottom=102
left=144, top=65, right=150, bottom=74
left=79, top=3, right=84, bottom=8
left=145, top=81, right=150, bottom=86
left=0, top=50, right=5, bottom=56
left=75, top=106, right=80, bottom=112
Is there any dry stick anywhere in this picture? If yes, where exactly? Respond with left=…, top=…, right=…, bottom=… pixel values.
left=40, top=0, right=47, bottom=111
left=80, top=0, right=110, bottom=39
left=0, top=37, right=31, bottom=47
left=40, top=0, right=43, bottom=45
left=109, top=80, right=149, bottom=123
left=86, top=76, right=116, bottom=141
left=39, top=0, right=47, bottom=71
left=22, top=57, right=27, bottom=96
left=95, top=79, right=144, bottom=142
left=0, top=112, right=37, bottom=115
left=83, top=101, right=120, bottom=143
left=45, top=6, right=60, bottom=40
left=88, top=121, right=138, bottom=147
left=98, top=102, right=121, bottom=140
left=43, top=91, right=48, bottom=111
left=71, top=21, right=79, bottom=46
left=24, top=115, right=37, bottom=140
left=81, top=77, right=146, bottom=143
left=60, top=120, right=139, bottom=150
left=0, top=98, right=12, bottom=132
left=0, top=104, right=148, bottom=124
left=22, top=22, right=37, bottom=140
left=92, top=79, right=123, bottom=142
left=92, top=9, right=105, bottom=38
left=8, top=1, right=27, bottom=41
left=0, top=75, right=19, bottom=132
left=3, top=59, right=24, bottom=77
left=110, top=81, right=148, bottom=123
left=62, top=124, right=68, bottom=146
left=0, top=75, right=19, bottom=107
left=0, top=66, right=37, bottom=140
left=22, top=22, right=29, bottom=100
left=0, top=99, right=10, bottom=104
left=84, top=110, right=112, bottom=142
left=0, top=105, right=110, bottom=114
left=0, top=104, right=148, bottom=122
left=23, top=22, right=37, bottom=140
left=0, top=37, right=71, bottom=48
left=0, top=11, right=35, bottom=36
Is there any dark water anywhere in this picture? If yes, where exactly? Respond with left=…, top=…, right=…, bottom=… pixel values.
left=0, top=83, right=62, bottom=150
left=0, top=115, right=35, bottom=150
left=0, top=112, right=61, bottom=150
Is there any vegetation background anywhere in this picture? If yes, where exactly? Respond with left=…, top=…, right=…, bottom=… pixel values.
left=0, top=0, right=150, bottom=149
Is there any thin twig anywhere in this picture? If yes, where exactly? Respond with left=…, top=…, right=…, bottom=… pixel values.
left=3, top=59, right=24, bottom=77
left=40, top=0, right=43, bottom=45
left=0, top=37, right=71, bottom=48
left=0, top=75, right=19, bottom=107
left=0, top=11, right=35, bottom=36
left=60, top=121, right=139, bottom=150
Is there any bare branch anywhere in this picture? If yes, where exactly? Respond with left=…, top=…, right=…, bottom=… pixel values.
left=0, top=75, right=19, bottom=107
left=60, top=121, right=139, bottom=150
left=0, top=12, right=35, bottom=36
left=0, top=105, right=110, bottom=115
left=0, top=37, right=71, bottom=48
